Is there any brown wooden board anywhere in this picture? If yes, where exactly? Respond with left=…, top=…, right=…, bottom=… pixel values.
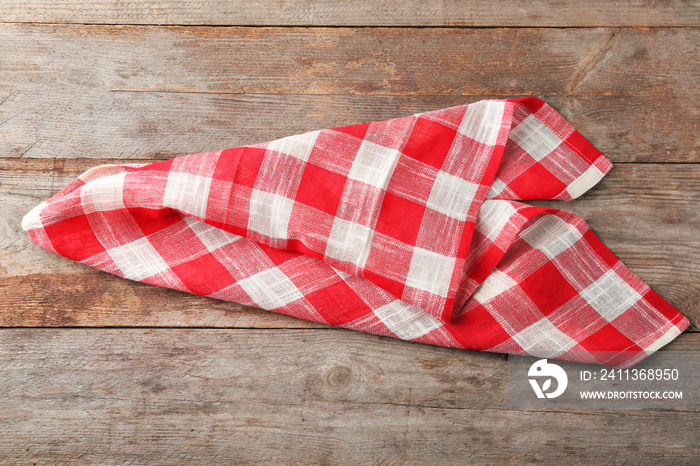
left=2, top=0, right=699, bottom=27
left=2, top=25, right=696, bottom=97
left=2, top=26, right=696, bottom=162
left=1, top=91, right=697, bottom=163
left=0, top=328, right=697, bottom=464
left=2, top=160, right=697, bottom=330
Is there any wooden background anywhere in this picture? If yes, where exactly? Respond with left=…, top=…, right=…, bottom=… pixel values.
left=1, top=1, right=699, bottom=463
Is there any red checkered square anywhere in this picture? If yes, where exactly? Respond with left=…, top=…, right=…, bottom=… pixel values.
left=257, top=242, right=300, bottom=268
left=207, top=282, right=254, bottom=307
left=305, top=279, right=374, bottom=326
left=578, top=323, right=642, bottom=364
left=519, top=261, right=578, bottom=316
left=146, top=218, right=208, bottom=267
left=582, top=229, right=620, bottom=269
left=448, top=302, right=512, bottom=350
left=507, top=162, right=568, bottom=200
left=43, top=214, right=105, bottom=261
left=374, top=191, right=425, bottom=245
left=218, top=146, right=266, bottom=188
left=294, top=162, right=347, bottom=215
left=170, top=253, right=234, bottom=295
left=208, top=183, right=252, bottom=238
left=401, top=117, right=458, bottom=169
left=128, top=207, right=182, bottom=237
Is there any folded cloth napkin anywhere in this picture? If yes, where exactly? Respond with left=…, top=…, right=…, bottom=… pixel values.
left=22, top=97, right=689, bottom=367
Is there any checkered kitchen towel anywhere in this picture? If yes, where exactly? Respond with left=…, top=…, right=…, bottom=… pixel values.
left=23, top=97, right=689, bottom=368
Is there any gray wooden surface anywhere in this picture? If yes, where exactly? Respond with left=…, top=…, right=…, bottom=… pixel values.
left=3, top=0, right=699, bottom=26
left=0, top=329, right=698, bottom=464
left=0, top=1, right=698, bottom=464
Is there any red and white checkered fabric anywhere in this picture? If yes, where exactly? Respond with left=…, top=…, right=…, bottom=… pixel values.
left=23, top=97, right=689, bottom=368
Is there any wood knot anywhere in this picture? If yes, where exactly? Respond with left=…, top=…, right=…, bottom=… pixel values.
left=325, top=366, right=353, bottom=389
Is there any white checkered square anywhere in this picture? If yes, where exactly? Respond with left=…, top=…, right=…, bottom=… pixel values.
left=512, top=318, right=578, bottom=357
left=520, top=215, right=582, bottom=259
left=486, top=177, right=507, bottom=199
left=347, top=140, right=401, bottom=189
left=643, top=326, right=683, bottom=355
left=476, top=200, right=518, bottom=241
left=21, top=201, right=48, bottom=231
left=580, top=270, right=642, bottom=322
left=457, top=100, right=506, bottom=146
left=237, top=268, right=304, bottom=310
left=473, top=269, right=518, bottom=303
left=184, top=217, right=242, bottom=252
left=81, top=172, right=126, bottom=213
left=405, top=247, right=456, bottom=297
left=566, top=164, right=605, bottom=200
left=170, top=150, right=221, bottom=177
left=373, top=300, right=442, bottom=340
left=248, top=189, right=295, bottom=240
left=163, top=171, right=212, bottom=219
left=325, top=218, right=374, bottom=268
left=108, top=237, right=170, bottom=281
left=266, top=130, right=321, bottom=162
left=509, top=114, right=562, bottom=161
left=426, top=171, right=479, bottom=221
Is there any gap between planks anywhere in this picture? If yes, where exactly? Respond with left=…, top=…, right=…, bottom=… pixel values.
left=3, top=22, right=699, bottom=29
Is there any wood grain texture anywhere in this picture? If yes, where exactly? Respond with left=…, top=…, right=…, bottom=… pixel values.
left=0, top=1, right=698, bottom=462
left=0, top=328, right=697, bottom=464
left=2, top=0, right=699, bottom=27
left=1, top=24, right=697, bottom=162
left=1, top=25, right=697, bottom=97
left=1, top=91, right=697, bottom=163
left=2, top=160, right=698, bottom=329
left=0, top=24, right=700, bottom=162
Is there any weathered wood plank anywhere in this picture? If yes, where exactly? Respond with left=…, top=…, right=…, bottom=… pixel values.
left=0, top=329, right=697, bottom=464
left=1, top=161, right=698, bottom=329
left=1, top=0, right=698, bottom=27
left=1, top=91, right=697, bottom=163
left=1, top=25, right=696, bottom=98
left=3, top=25, right=695, bottom=162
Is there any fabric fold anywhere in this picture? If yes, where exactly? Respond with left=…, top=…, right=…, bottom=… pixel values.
left=22, top=97, right=689, bottom=368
